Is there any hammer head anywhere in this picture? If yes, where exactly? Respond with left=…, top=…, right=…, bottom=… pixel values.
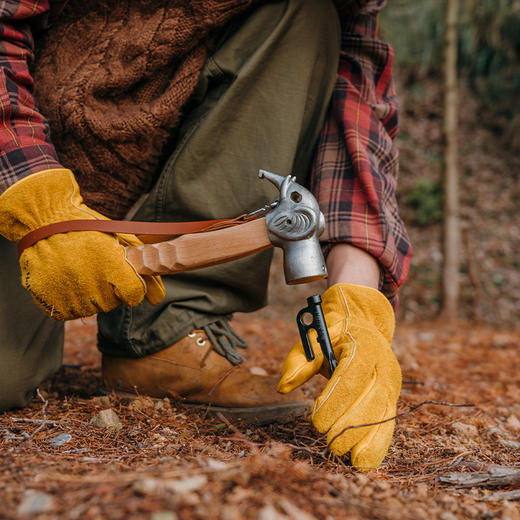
left=259, top=170, right=327, bottom=285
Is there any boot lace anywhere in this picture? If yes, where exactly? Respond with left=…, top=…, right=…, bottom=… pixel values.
left=202, top=319, right=248, bottom=366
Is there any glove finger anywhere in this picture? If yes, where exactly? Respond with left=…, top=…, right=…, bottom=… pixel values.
left=65, top=257, right=146, bottom=315
left=311, top=349, right=374, bottom=433
left=116, top=233, right=165, bottom=305
left=277, top=336, right=322, bottom=394
left=277, top=321, right=345, bottom=394
left=20, top=247, right=110, bottom=320
left=350, top=401, right=396, bottom=470
left=143, top=275, right=166, bottom=304
left=109, top=267, right=146, bottom=307
left=321, top=378, right=387, bottom=455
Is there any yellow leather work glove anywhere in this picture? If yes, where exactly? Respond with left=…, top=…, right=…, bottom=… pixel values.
left=0, top=169, right=165, bottom=320
left=277, top=283, right=401, bottom=470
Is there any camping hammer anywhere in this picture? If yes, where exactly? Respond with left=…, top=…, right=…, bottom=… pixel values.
left=125, top=170, right=328, bottom=285
left=125, top=171, right=338, bottom=374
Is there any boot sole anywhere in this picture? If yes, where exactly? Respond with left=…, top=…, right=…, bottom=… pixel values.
left=101, top=388, right=310, bottom=425
left=184, top=401, right=312, bottom=425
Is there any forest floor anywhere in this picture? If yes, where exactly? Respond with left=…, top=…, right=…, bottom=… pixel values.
left=1, top=301, right=519, bottom=519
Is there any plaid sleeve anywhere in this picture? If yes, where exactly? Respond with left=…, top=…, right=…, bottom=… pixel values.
left=0, top=0, right=62, bottom=195
left=311, top=0, right=412, bottom=309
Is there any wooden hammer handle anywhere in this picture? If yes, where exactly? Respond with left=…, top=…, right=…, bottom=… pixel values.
left=126, top=217, right=272, bottom=275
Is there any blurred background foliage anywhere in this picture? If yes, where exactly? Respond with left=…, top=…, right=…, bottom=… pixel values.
left=380, top=0, right=520, bottom=117
left=404, top=178, right=443, bottom=226
left=377, top=0, right=520, bottom=324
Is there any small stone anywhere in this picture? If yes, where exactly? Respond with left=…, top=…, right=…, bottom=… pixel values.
left=90, top=395, right=111, bottom=407
left=129, top=396, right=155, bottom=412
left=47, top=433, right=72, bottom=447
left=90, top=408, right=122, bottom=431
left=17, top=491, right=54, bottom=516
left=249, top=366, right=268, bottom=376
left=451, top=422, right=478, bottom=439
left=506, top=415, right=520, bottom=431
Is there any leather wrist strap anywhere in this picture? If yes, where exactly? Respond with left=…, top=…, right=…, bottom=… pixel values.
left=17, top=213, right=255, bottom=256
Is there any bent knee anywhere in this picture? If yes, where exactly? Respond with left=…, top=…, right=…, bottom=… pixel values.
left=0, top=373, right=39, bottom=412
left=292, top=0, right=340, bottom=35
left=0, top=353, right=61, bottom=412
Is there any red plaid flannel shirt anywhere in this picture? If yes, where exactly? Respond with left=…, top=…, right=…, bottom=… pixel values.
left=0, top=0, right=411, bottom=307
left=312, top=1, right=412, bottom=307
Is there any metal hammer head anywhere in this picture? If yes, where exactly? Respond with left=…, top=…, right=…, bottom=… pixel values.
left=259, top=170, right=327, bottom=285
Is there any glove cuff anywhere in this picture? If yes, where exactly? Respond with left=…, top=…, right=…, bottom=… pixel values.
left=323, top=283, right=395, bottom=343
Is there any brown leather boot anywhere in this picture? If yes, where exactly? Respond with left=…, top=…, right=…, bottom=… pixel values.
left=102, top=330, right=311, bottom=424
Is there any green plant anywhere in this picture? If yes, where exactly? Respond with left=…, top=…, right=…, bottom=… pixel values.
left=405, top=178, right=443, bottom=225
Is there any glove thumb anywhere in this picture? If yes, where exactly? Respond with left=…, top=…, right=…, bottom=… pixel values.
left=277, top=320, right=345, bottom=393
left=277, top=337, right=322, bottom=394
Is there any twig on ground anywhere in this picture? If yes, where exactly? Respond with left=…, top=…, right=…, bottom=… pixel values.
left=24, top=388, right=50, bottom=440
left=327, top=400, right=476, bottom=451
left=215, top=412, right=251, bottom=443
left=438, top=465, right=520, bottom=488
left=9, top=418, right=61, bottom=424
left=421, top=451, right=473, bottom=469
left=484, top=489, right=520, bottom=502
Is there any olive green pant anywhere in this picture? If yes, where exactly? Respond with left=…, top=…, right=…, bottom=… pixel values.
left=0, top=0, right=340, bottom=410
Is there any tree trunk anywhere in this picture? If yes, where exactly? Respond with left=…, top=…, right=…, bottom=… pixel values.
left=441, top=0, right=460, bottom=319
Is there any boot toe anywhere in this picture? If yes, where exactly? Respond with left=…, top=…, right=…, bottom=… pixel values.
left=102, top=331, right=312, bottom=424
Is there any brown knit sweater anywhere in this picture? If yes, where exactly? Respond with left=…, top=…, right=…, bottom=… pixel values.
left=34, top=0, right=368, bottom=219
left=34, top=0, right=257, bottom=219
